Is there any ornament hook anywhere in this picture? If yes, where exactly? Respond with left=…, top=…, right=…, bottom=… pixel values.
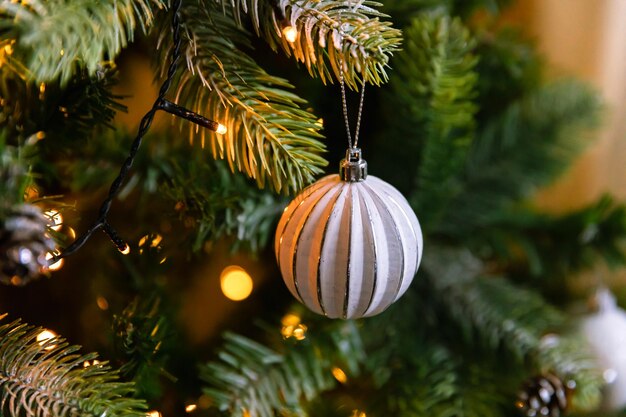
left=339, top=147, right=367, bottom=182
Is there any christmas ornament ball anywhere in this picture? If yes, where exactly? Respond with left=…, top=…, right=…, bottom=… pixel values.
left=275, top=148, right=423, bottom=319
left=580, top=288, right=626, bottom=410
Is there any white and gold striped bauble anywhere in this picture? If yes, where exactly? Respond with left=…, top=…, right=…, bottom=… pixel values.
left=275, top=148, right=423, bottom=319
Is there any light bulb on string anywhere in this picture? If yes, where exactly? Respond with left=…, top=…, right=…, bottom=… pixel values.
left=37, top=329, right=58, bottom=350
left=282, top=24, right=298, bottom=43
left=119, top=243, right=131, bottom=255
left=44, top=209, right=63, bottom=231
left=46, top=0, right=231, bottom=262
left=45, top=252, right=64, bottom=272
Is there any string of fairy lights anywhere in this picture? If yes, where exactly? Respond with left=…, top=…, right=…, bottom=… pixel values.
left=43, top=0, right=305, bottom=269
left=45, top=0, right=226, bottom=266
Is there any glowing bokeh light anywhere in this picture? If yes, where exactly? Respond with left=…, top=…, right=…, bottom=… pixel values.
left=281, top=313, right=301, bottom=327
left=331, top=367, right=348, bottom=384
left=96, top=296, right=109, bottom=311
left=220, top=266, right=253, bottom=301
left=280, top=313, right=307, bottom=340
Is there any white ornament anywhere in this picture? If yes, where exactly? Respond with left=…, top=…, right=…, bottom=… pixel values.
left=275, top=148, right=423, bottom=319
left=580, top=288, right=626, bottom=410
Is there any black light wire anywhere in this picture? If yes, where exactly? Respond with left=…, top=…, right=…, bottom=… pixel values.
left=51, top=0, right=221, bottom=263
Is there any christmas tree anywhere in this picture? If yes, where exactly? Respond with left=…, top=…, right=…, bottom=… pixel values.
left=1, top=0, right=625, bottom=416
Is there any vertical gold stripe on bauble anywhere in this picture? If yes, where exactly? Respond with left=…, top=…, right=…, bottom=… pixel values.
left=383, top=191, right=421, bottom=284
left=342, top=185, right=354, bottom=319
left=275, top=176, right=334, bottom=260
left=291, top=183, right=338, bottom=308
left=357, top=186, right=378, bottom=318
left=371, top=177, right=422, bottom=279
left=365, top=183, right=405, bottom=307
left=316, top=186, right=348, bottom=317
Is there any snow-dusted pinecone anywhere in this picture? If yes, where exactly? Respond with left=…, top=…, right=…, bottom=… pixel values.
left=516, top=373, right=570, bottom=417
left=0, top=204, right=56, bottom=286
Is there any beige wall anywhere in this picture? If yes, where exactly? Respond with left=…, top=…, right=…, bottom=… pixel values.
left=508, top=0, right=626, bottom=212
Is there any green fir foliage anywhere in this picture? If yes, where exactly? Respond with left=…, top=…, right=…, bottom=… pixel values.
left=113, top=295, right=171, bottom=400
left=218, top=0, right=402, bottom=88
left=473, top=29, right=542, bottom=124
left=160, top=155, right=286, bottom=251
left=0, top=316, right=147, bottom=417
left=356, top=272, right=517, bottom=417
left=0, top=0, right=165, bottom=84
left=536, top=334, right=603, bottom=412
left=201, top=320, right=363, bottom=417
left=482, top=196, right=626, bottom=300
left=0, top=139, right=34, bottom=212
left=0, top=65, right=126, bottom=144
left=440, top=80, right=601, bottom=238
left=420, top=248, right=563, bottom=357
left=51, top=126, right=284, bottom=252
left=387, top=15, right=478, bottom=230
left=0, top=1, right=624, bottom=416
left=167, top=1, right=327, bottom=194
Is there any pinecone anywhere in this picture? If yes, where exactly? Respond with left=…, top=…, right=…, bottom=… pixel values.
left=0, top=204, right=56, bottom=286
left=516, top=373, right=572, bottom=417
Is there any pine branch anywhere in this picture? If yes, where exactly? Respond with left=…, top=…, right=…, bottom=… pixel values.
left=0, top=0, right=166, bottom=84
left=536, top=334, right=603, bottom=412
left=421, top=247, right=563, bottom=358
left=163, top=2, right=327, bottom=194
left=0, top=65, right=126, bottom=144
left=161, top=156, right=286, bottom=252
left=419, top=246, right=603, bottom=411
left=216, top=0, right=402, bottom=88
left=483, top=196, right=626, bottom=298
left=0, top=138, right=35, bottom=212
left=0, top=316, right=147, bottom=417
left=387, top=15, right=478, bottom=230
left=200, top=320, right=363, bottom=417
left=113, top=295, right=171, bottom=400
left=438, top=80, right=601, bottom=237
left=474, top=28, right=542, bottom=125
left=361, top=296, right=518, bottom=417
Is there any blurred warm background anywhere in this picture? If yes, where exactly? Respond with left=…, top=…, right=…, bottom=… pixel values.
left=509, top=0, right=626, bottom=211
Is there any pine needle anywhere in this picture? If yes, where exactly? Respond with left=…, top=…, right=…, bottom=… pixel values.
left=215, top=0, right=402, bottom=88
left=160, top=2, right=328, bottom=194
left=0, top=317, right=147, bottom=417
left=0, top=0, right=166, bottom=84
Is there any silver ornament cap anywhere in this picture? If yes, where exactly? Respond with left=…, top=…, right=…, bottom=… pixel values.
left=340, top=147, right=367, bottom=182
